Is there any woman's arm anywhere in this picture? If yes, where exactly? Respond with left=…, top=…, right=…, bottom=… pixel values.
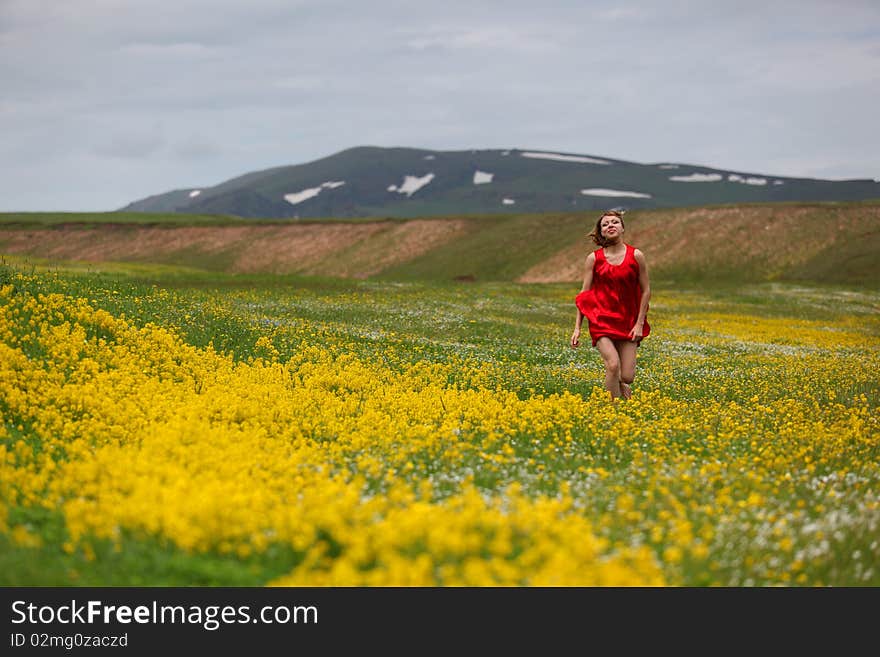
left=571, top=252, right=595, bottom=347
left=579, top=252, right=596, bottom=295
left=629, top=249, right=651, bottom=340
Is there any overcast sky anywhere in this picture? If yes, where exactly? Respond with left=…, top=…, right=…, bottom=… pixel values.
left=2, top=0, right=878, bottom=211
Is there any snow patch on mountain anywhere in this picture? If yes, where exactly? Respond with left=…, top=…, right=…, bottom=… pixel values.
left=189, top=190, right=201, bottom=198
left=728, top=174, right=767, bottom=185
left=473, top=170, right=493, bottom=185
left=284, top=180, right=346, bottom=205
left=520, top=151, right=611, bottom=165
left=670, top=173, right=723, bottom=182
left=581, top=188, right=652, bottom=198
left=389, top=173, right=435, bottom=197
left=284, top=187, right=322, bottom=205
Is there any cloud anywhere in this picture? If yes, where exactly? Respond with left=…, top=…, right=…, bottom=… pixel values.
left=0, top=0, right=878, bottom=210
left=120, top=42, right=220, bottom=58
left=596, top=7, right=649, bottom=21
left=403, top=26, right=559, bottom=53
left=94, top=131, right=165, bottom=159
left=173, top=137, right=223, bottom=160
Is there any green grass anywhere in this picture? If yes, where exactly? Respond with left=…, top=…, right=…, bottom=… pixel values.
left=7, top=257, right=878, bottom=400
left=0, top=507, right=305, bottom=586
left=1, top=258, right=878, bottom=586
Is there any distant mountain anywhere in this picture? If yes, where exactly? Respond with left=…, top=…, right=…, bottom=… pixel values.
left=120, top=146, right=880, bottom=219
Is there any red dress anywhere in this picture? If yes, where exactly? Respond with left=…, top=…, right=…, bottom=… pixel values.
left=575, top=244, right=650, bottom=346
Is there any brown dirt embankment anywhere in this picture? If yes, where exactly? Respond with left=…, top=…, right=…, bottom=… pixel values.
left=517, top=204, right=880, bottom=284
left=1, top=203, right=878, bottom=285
left=0, top=219, right=470, bottom=278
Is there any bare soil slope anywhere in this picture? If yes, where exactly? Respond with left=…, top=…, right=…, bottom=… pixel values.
left=1, top=203, right=877, bottom=285
left=518, top=204, right=880, bottom=285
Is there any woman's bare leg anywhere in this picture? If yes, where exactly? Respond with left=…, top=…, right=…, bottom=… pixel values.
left=616, top=339, right=638, bottom=399
left=595, top=337, right=622, bottom=399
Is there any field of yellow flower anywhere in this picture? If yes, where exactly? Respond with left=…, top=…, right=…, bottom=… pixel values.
left=1, top=261, right=877, bottom=586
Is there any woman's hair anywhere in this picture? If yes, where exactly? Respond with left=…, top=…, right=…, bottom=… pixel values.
left=588, top=210, right=626, bottom=247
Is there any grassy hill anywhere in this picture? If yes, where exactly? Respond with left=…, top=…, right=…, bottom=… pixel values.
left=2, top=201, right=878, bottom=288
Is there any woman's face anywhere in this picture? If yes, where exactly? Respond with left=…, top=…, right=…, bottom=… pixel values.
left=599, top=214, right=624, bottom=239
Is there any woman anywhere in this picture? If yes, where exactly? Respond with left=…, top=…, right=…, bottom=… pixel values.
left=570, top=210, right=651, bottom=400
